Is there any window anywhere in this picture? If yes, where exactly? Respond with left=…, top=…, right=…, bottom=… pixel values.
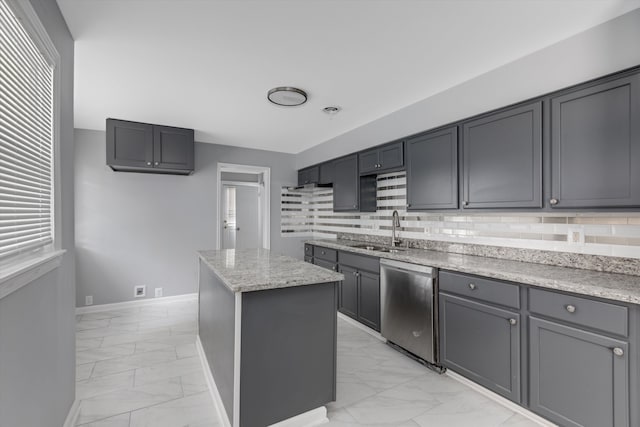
left=0, top=0, right=55, bottom=262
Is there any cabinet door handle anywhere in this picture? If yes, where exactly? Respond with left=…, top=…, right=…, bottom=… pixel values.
left=332, top=266, right=336, bottom=271
left=550, top=198, right=559, bottom=205
left=406, top=203, right=411, bottom=208
left=565, top=304, right=576, bottom=313
left=321, top=251, right=325, bottom=255
left=613, top=347, right=624, bottom=357
left=154, top=162, right=159, bottom=166
left=508, top=318, right=517, bottom=325
left=462, top=201, right=468, bottom=206
left=468, top=283, right=476, bottom=290
left=146, top=162, right=152, bottom=166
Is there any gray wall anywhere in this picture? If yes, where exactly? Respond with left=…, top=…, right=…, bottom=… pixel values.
left=297, top=9, right=640, bottom=168
left=0, top=1, right=75, bottom=426
left=75, top=129, right=304, bottom=306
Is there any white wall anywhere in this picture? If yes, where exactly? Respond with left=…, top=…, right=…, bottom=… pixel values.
left=74, top=129, right=304, bottom=306
left=0, top=0, right=76, bottom=425
left=296, top=8, right=640, bottom=168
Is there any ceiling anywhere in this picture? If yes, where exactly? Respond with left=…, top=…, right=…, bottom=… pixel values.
left=57, top=0, right=640, bottom=154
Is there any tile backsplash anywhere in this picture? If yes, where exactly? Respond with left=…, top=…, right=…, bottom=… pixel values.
left=281, top=171, right=640, bottom=260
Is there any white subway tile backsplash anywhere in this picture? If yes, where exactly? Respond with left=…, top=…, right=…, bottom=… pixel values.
left=281, top=172, right=640, bottom=260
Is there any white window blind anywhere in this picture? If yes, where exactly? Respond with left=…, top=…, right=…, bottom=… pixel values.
left=0, top=0, right=54, bottom=261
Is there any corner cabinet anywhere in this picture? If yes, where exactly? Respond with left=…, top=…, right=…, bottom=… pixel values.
left=107, top=118, right=194, bottom=175
left=406, top=126, right=458, bottom=210
left=549, top=73, right=640, bottom=208
left=462, top=101, right=542, bottom=208
left=359, top=140, right=404, bottom=175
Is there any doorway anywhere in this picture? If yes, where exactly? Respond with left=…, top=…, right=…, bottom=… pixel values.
left=217, top=163, right=271, bottom=250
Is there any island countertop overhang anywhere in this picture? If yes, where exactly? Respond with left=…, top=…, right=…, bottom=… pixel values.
left=198, top=248, right=344, bottom=293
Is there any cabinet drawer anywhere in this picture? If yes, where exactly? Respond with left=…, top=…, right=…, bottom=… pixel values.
left=439, top=271, right=520, bottom=309
left=529, top=288, right=628, bottom=337
left=304, top=244, right=313, bottom=257
left=314, top=258, right=338, bottom=272
left=339, top=251, right=379, bottom=273
left=315, top=247, right=337, bottom=262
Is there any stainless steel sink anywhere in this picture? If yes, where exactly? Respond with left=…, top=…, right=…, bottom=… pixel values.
left=350, top=244, right=406, bottom=253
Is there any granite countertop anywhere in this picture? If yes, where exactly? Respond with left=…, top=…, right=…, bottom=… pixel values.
left=307, top=239, right=640, bottom=305
left=198, top=248, right=344, bottom=293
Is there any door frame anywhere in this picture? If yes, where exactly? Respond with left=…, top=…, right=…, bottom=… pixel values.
left=216, top=163, right=271, bottom=250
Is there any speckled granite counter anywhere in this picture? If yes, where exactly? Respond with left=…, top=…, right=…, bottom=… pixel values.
left=198, top=248, right=344, bottom=293
left=307, top=239, right=640, bottom=305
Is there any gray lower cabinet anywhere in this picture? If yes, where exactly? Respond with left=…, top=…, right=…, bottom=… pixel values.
left=439, top=292, right=521, bottom=402
left=314, top=258, right=337, bottom=272
left=358, top=270, right=380, bottom=331
left=462, top=101, right=542, bottom=208
left=338, top=265, right=358, bottom=319
left=106, top=118, right=194, bottom=175
left=406, top=126, right=458, bottom=210
left=529, top=317, right=629, bottom=427
left=338, top=251, right=381, bottom=332
left=549, top=73, right=640, bottom=208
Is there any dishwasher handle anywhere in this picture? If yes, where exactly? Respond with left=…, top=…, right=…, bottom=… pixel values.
left=380, top=259, right=434, bottom=276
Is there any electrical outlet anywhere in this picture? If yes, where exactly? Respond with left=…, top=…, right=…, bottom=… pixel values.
left=85, top=295, right=93, bottom=306
left=155, top=287, right=163, bottom=298
left=134, top=285, right=146, bottom=298
left=567, top=227, right=584, bottom=244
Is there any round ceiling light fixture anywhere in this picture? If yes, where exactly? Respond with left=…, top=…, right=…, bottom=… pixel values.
left=322, top=106, right=341, bottom=115
left=267, top=87, right=308, bottom=107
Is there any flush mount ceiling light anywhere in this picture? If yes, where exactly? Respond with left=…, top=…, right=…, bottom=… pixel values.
left=267, top=87, right=308, bottom=107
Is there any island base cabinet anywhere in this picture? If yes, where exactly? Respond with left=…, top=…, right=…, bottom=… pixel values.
left=439, top=293, right=521, bottom=403
left=529, top=317, right=629, bottom=427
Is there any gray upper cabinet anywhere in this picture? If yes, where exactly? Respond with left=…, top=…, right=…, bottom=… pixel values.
left=107, top=118, right=194, bottom=175
left=297, top=166, right=320, bottom=186
left=462, top=102, right=542, bottom=208
left=549, top=73, right=640, bottom=208
left=333, top=155, right=359, bottom=211
left=406, top=127, right=458, bottom=210
left=333, top=155, right=376, bottom=212
left=440, top=292, right=521, bottom=403
left=359, top=141, right=404, bottom=175
left=153, top=125, right=194, bottom=171
left=529, top=317, right=629, bottom=427
left=319, top=161, right=334, bottom=185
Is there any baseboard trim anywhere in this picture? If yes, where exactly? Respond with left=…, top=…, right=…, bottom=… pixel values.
left=445, top=370, right=557, bottom=427
left=76, top=293, right=198, bottom=314
left=337, top=312, right=385, bottom=342
left=196, top=336, right=232, bottom=427
left=269, top=406, right=328, bottom=427
left=62, top=399, right=80, bottom=427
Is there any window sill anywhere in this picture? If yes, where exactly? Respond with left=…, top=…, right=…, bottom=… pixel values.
left=0, top=250, right=66, bottom=300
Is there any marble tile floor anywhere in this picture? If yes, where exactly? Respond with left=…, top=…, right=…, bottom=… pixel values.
left=75, top=299, right=542, bottom=427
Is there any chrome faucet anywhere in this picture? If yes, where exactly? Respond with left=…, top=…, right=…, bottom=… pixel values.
left=391, top=210, right=401, bottom=247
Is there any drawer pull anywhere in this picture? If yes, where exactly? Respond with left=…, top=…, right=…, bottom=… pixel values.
left=613, top=347, right=624, bottom=357
left=565, top=304, right=576, bottom=313
left=508, top=318, right=517, bottom=326
left=468, top=283, right=476, bottom=290
left=321, top=251, right=325, bottom=255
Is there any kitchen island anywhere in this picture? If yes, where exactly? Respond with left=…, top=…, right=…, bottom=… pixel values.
left=197, top=249, right=343, bottom=427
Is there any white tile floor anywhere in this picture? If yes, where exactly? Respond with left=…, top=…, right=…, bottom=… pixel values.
left=75, top=299, right=541, bottom=427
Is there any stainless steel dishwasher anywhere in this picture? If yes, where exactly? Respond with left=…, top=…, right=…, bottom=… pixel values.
left=380, top=259, right=440, bottom=368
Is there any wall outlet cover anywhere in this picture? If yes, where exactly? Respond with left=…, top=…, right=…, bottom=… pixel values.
left=155, top=287, right=163, bottom=298
left=567, top=227, right=585, bottom=244
left=134, top=285, right=146, bottom=298
left=85, top=295, right=93, bottom=306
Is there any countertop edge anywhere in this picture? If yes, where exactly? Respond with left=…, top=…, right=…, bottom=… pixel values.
left=198, top=250, right=344, bottom=293
left=306, top=240, right=640, bottom=305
